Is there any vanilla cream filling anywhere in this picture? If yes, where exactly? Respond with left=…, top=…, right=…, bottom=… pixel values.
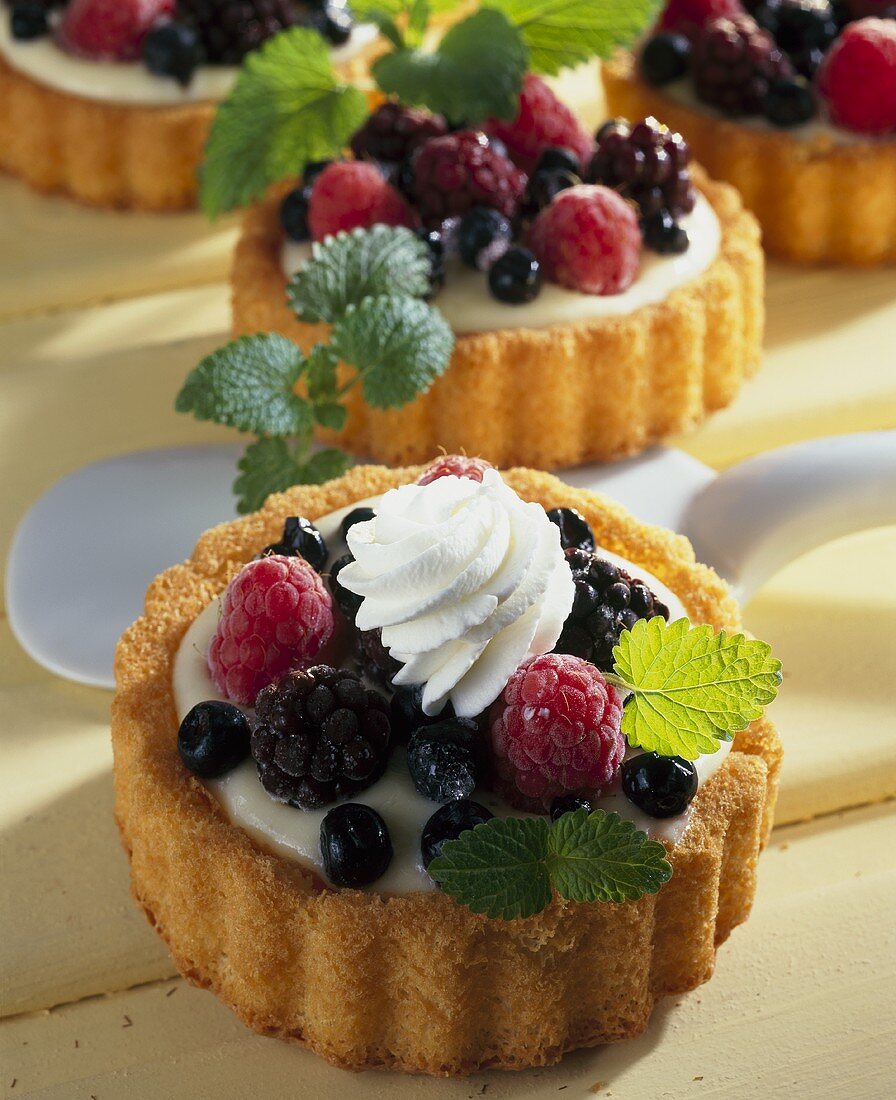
left=282, top=195, right=721, bottom=335
left=173, top=493, right=733, bottom=894
left=0, top=18, right=378, bottom=105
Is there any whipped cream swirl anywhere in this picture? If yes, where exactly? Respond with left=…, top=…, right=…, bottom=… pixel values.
left=339, top=471, right=575, bottom=718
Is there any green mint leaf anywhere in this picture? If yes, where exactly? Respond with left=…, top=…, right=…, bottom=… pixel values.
left=611, top=617, right=783, bottom=760
left=199, top=28, right=369, bottom=217
left=429, top=817, right=552, bottom=920
left=305, top=344, right=339, bottom=402
left=299, top=447, right=354, bottom=484
left=547, top=809, right=672, bottom=904
left=330, top=295, right=454, bottom=409
left=175, top=334, right=312, bottom=437
left=485, top=0, right=662, bottom=75
left=287, top=226, right=433, bottom=325
left=233, top=437, right=305, bottom=514
left=314, top=402, right=348, bottom=430
left=372, top=9, right=528, bottom=123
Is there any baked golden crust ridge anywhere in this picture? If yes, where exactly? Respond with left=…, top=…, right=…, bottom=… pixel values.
left=602, top=51, right=896, bottom=266
left=231, top=171, right=764, bottom=467
left=112, top=464, right=781, bottom=1076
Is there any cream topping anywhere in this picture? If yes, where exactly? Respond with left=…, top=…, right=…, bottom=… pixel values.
left=0, top=18, right=378, bottom=105
left=282, top=194, right=721, bottom=335
left=173, top=490, right=733, bottom=894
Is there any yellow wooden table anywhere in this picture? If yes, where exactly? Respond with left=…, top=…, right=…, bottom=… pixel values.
left=2, top=63, right=895, bottom=1099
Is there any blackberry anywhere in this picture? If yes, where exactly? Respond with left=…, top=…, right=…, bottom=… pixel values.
left=406, top=717, right=482, bottom=802
left=328, top=553, right=362, bottom=621
left=340, top=506, right=376, bottom=542
left=178, top=700, right=251, bottom=778
left=588, top=116, right=696, bottom=242
left=762, top=76, right=816, bottom=126
left=349, top=102, right=448, bottom=165
left=488, top=247, right=542, bottom=304
left=640, top=32, right=692, bottom=85
left=752, top=0, right=839, bottom=77
left=261, top=515, right=328, bottom=571
left=421, top=799, right=493, bottom=869
left=355, top=628, right=402, bottom=688
left=546, top=507, right=596, bottom=552
left=174, top=0, right=340, bottom=64
left=457, top=206, right=513, bottom=270
left=320, top=803, right=393, bottom=886
left=251, top=665, right=392, bottom=809
left=554, top=548, right=670, bottom=671
left=622, top=753, right=698, bottom=818
left=550, top=795, right=593, bottom=822
left=691, top=14, right=793, bottom=116
left=279, top=185, right=312, bottom=242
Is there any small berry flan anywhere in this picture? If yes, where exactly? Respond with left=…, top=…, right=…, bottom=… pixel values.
left=0, top=0, right=380, bottom=208
left=603, top=1, right=896, bottom=264
left=113, top=459, right=782, bottom=1075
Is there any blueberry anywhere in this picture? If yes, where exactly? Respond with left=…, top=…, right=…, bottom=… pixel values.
left=763, top=78, right=816, bottom=128
left=523, top=167, right=580, bottom=216
left=622, top=752, right=698, bottom=818
left=488, top=247, right=542, bottom=305
left=303, top=159, right=332, bottom=187
left=414, top=226, right=445, bottom=296
left=457, top=206, right=513, bottom=270
left=535, top=145, right=582, bottom=176
left=10, top=2, right=48, bottom=39
left=546, top=507, right=596, bottom=553
left=263, top=516, right=328, bottom=571
left=329, top=553, right=363, bottom=621
left=178, top=701, right=251, bottom=778
left=142, top=22, right=202, bottom=87
left=312, top=1, right=353, bottom=45
left=389, top=685, right=452, bottom=743
left=407, top=718, right=482, bottom=802
left=340, top=506, right=376, bottom=543
left=641, top=209, right=690, bottom=255
left=421, top=799, right=493, bottom=869
left=550, top=795, right=593, bottom=822
left=320, top=803, right=393, bottom=887
left=279, top=186, right=312, bottom=242
left=640, top=33, right=691, bottom=86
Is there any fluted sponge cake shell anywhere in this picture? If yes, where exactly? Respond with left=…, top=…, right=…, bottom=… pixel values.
left=231, top=170, right=764, bottom=467
left=112, top=464, right=781, bottom=1076
left=603, top=51, right=896, bottom=266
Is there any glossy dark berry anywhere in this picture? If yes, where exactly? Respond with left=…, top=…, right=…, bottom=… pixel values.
left=177, top=0, right=344, bottom=63
left=142, top=22, right=202, bottom=86
left=622, top=752, right=698, bottom=818
left=312, top=0, right=354, bottom=46
left=320, top=803, right=393, bottom=887
left=488, top=247, right=543, bottom=304
left=535, top=145, right=582, bottom=176
left=262, top=515, right=327, bottom=571
left=762, top=77, right=816, bottom=126
left=303, top=159, right=332, bottom=187
left=355, top=628, right=402, bottom=688
left=328, top=552, right=362, bottom=621
left=10, top=2, right=48, bottom=39
left=278, top=185, right=312, bottom=242
left=414, top=226, right=446, bottom=296
left=178, top=700, right=251, bottom=779
left=389, top=686, right=453, bottom=743
left=522, top=167, right=581, bottom=219
left=753, top=0, right=839, bottom=76
left=421, top=799, right=493, bottom=869
left=546, top=507, right=596, bottom=552
left=640, top=32, right=692, bottom=85
left=340, top=506, right=376, bottom=542
left=550, top=795, right=593, bottom=822
left=457, top=206, right=513, bottom=270
left=642, top=209, right=690, bottom=254
left=407, top=717, right=482, bottom=802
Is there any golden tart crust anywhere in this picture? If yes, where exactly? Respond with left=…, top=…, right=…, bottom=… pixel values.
left=232, top=169, right=763, bottom=468
left=0, top=48, right=378, bottom=211
left=603, top=51, right=896, bottom=266
left=113, top=464, right=782, bottom=1077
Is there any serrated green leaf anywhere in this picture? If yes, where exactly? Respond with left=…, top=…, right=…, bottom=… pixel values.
left=372, top=9, right=528, bottom=123
left=305, top=344, right=339, bottom=401
left=287, top=226, right=433, bottom=325
left=484, top=0, right=661, bottom=75
left=314, top=402, right=348, bottom=430
left=175, top=334, right=312, bottom=437
left=199, top=28, right=369, bottom=217
left=299, top=448, right=355, bottom=484
left=233, top=437, right=305, bottom=514
left=331, top=295, right=454, bottom=408
left=429, top=817, right=552, bottom=920
left=611, top=617, right=783, bottom=760
left=547, top=809, right=672, bottom=904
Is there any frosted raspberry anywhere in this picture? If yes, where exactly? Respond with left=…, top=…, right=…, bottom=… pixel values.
left=208, top=555, right=335, bottom=706
left=489, top=653, right=625, bottom=812
left=59, top=0, right=173, bottom=60
left=409, top=130, right=528, bottom=226
left=485, top=74, right=594, bottom=174
left=817, top=19, right=896, bottom=134
left=308, top=161, right=416, bottom=242
left=417, top=455, right=494, bottom=485
left=658, top=0, right=745, bottom=36
left=528, top=185, right=642, bottom=295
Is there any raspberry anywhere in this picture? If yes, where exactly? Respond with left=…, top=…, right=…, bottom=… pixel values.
left=59, top=0, right=173, bottom=60
left=817, top=18, right=896, bottom=133
left=485, top=74, right=594, bottom=174
left=489, top=653, right=625, bottom=812
left=527, top=185, right=642, bottom=295
left=692, top=14, right=793, bottom=115
left=308, top=161, right=416, bottom=242
left=349, top=102, right=449, bottom=165
left=554, top=548, right=670, bottom=671
left=208, top=555, right=335, bottom=706
left=409, top=131, right=528, bottom=227
left=417, top=454, right=494, bottom=485
left=658, top=0, right=746, bottom=35
left=251, top=665, right=392, bottom=809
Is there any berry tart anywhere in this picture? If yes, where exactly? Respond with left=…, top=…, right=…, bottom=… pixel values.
left=602, top=1, right=896, bottom=264
left=113, top=457, right=782, bottom=1075
left=0, top=0, right=380, bottom=209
